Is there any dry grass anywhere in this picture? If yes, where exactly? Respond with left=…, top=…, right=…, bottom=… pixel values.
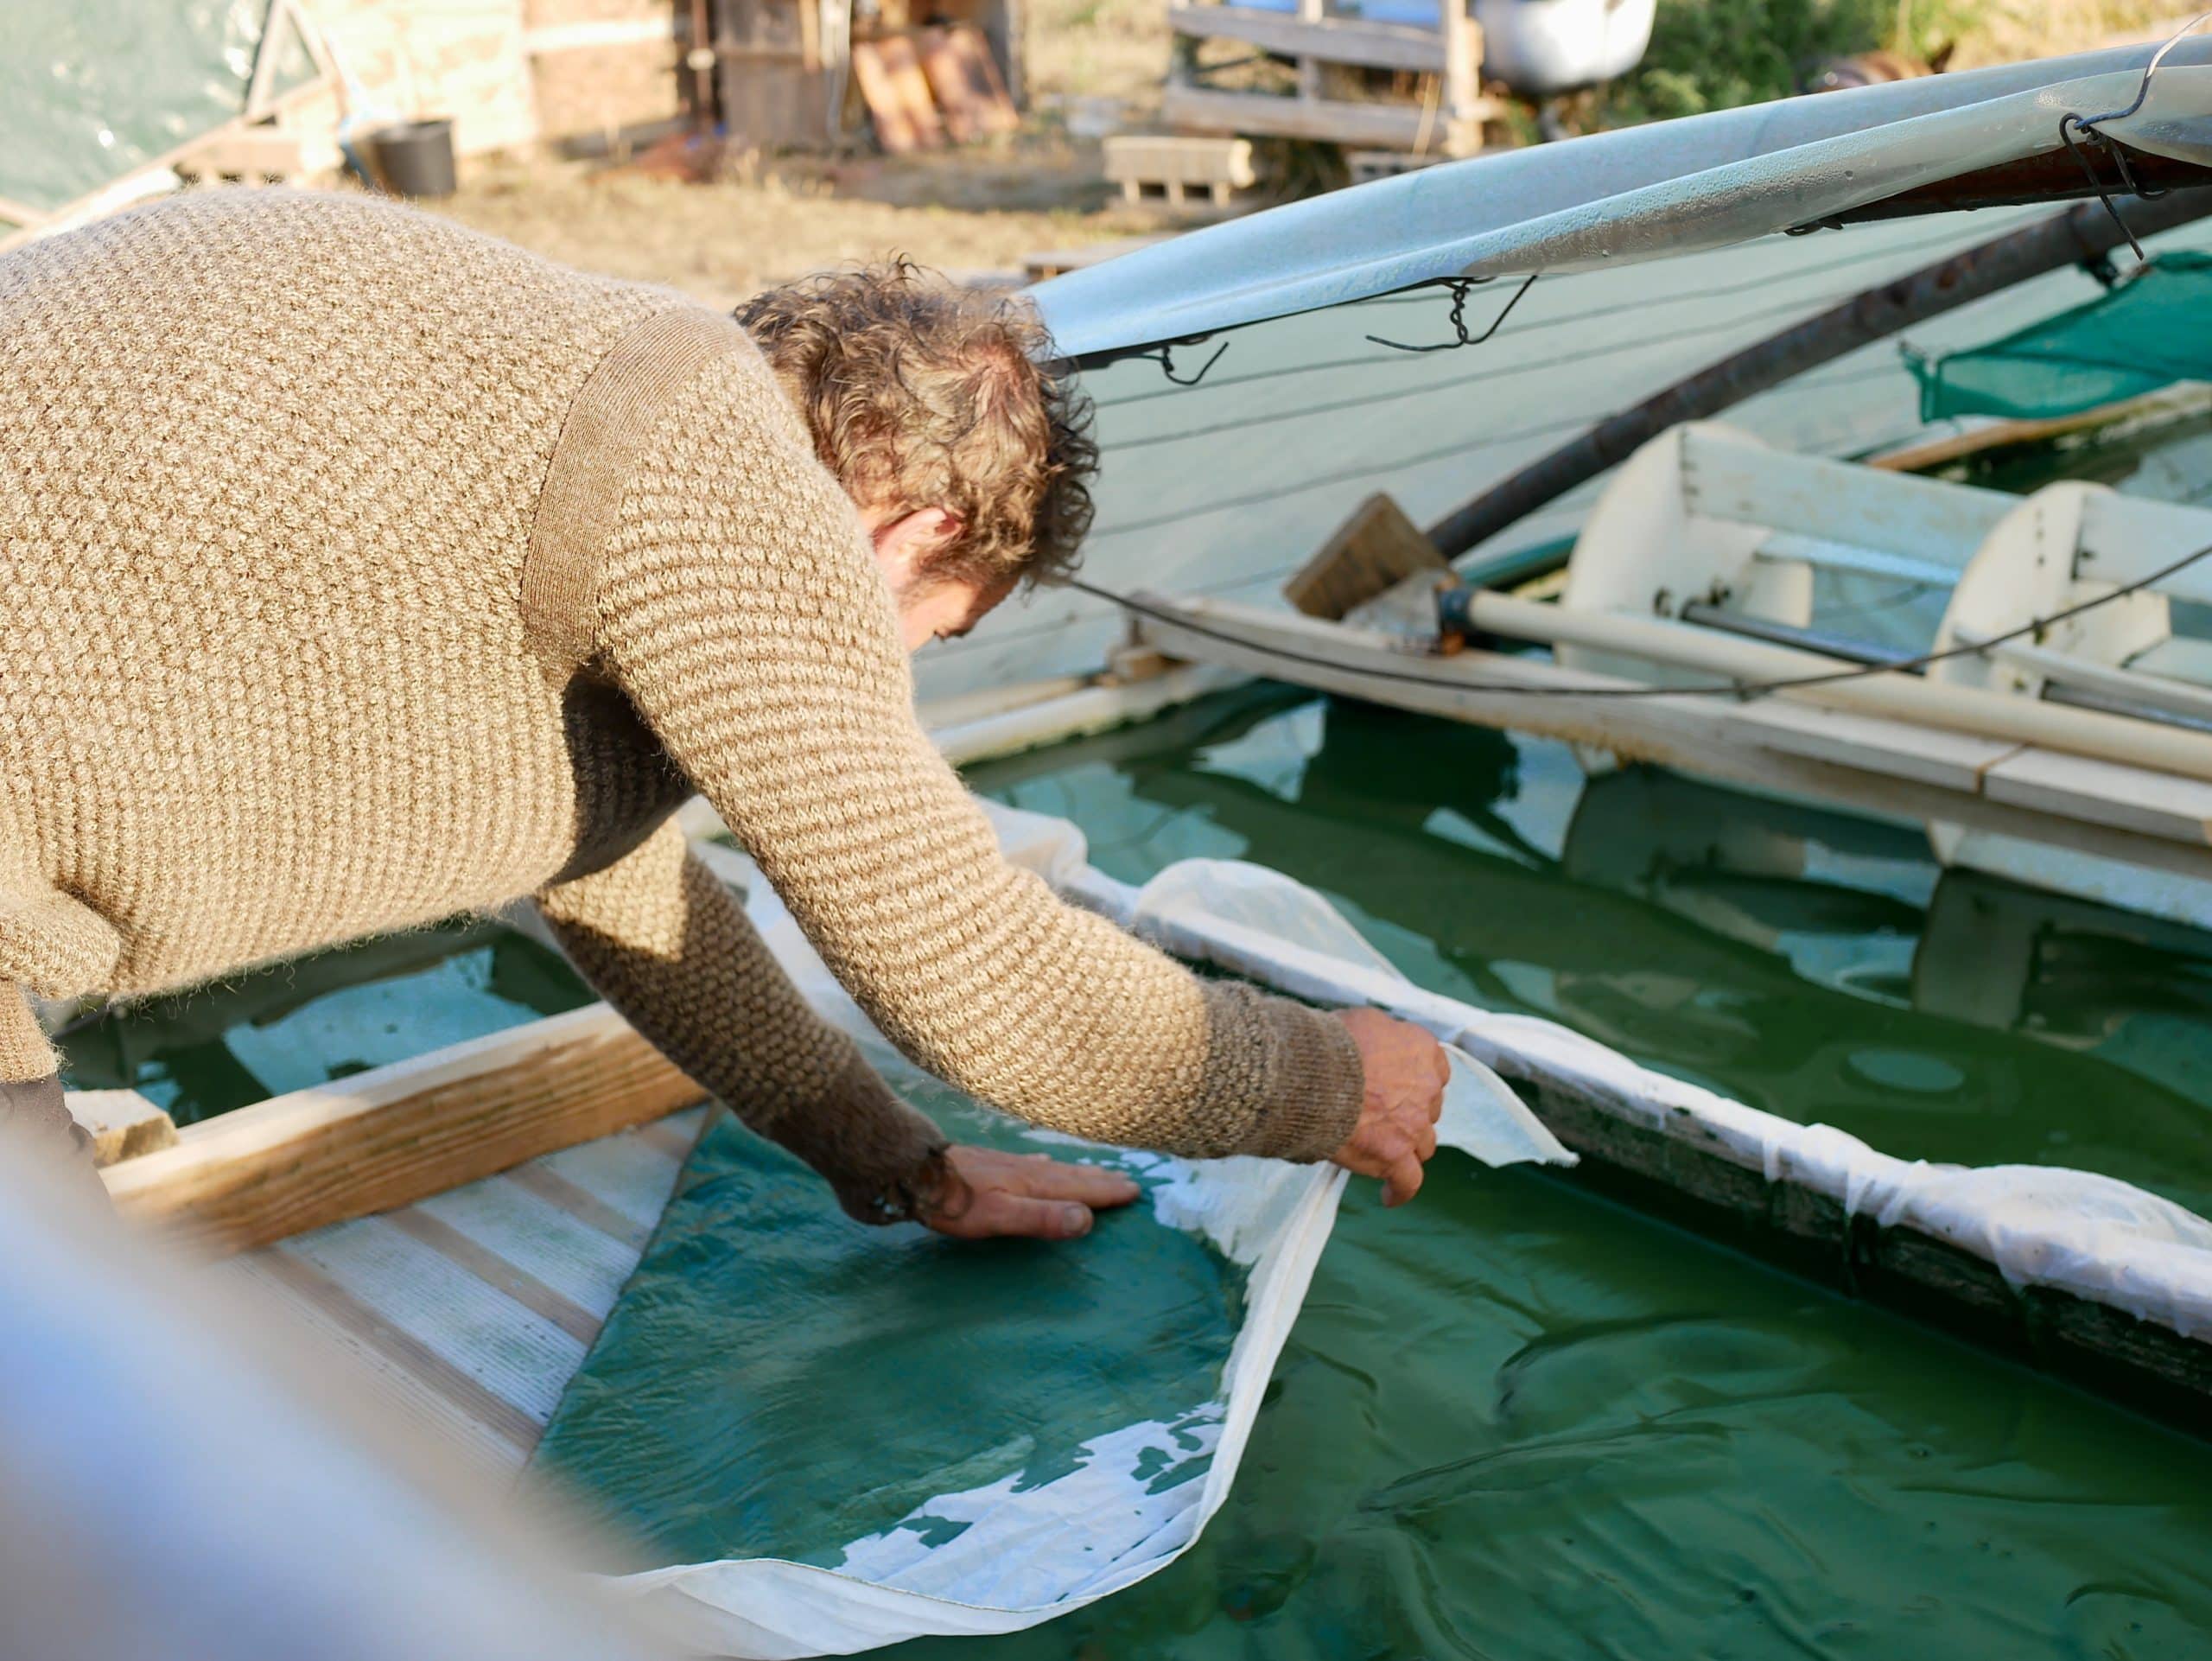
left=1944, top=0, right=2196, bottom=67
left=431, top=142, right=1171, bottom=309
left=1027, top=0, right=1177, bottom=111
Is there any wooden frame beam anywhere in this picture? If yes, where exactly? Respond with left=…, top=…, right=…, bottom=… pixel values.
left=103, top=1005, right=703, bottom=1255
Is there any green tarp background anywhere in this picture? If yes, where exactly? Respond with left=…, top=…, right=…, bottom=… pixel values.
left=0, top=2, right=315, bottom=224
left=1911, top=251, right=2212, bottom=422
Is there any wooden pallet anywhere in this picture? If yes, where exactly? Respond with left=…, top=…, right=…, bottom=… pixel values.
left=1103, top=133, right=1258, bottom=207
left=175, top=128, right=322, bottom=188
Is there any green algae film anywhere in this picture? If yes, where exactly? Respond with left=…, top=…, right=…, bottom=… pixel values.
left=530, top=1078, right=1249, bottom=1571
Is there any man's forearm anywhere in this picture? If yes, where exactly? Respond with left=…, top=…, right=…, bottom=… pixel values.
left=534, top=818, right=947, bottom=1222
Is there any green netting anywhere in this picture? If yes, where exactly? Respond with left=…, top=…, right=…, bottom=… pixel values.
left=1912, top=251, right=2212, bottom=422
left=0, top=2, right=274, bottom=222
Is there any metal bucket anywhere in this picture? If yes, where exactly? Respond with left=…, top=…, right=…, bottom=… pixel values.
left=367, top=118, right=457, bottom=198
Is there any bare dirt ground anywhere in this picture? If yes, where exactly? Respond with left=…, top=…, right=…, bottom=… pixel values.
left=434, top=141, right=1173, bottom=311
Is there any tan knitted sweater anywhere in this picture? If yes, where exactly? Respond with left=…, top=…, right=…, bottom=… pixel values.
left=0, top=189, right=1363, bottom=1215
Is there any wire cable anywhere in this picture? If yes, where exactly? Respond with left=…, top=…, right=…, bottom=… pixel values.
left=1066, top=531, right=2212, bottom=701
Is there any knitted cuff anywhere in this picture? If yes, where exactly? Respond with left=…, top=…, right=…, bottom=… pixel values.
left=1199, top=983, right=1367, bottom=1163
left=0, top=1073, right=95, bottom=1167
left=762, top=1047, right=951, bottom=1225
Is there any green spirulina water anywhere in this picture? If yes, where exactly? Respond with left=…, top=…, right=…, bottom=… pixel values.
left=927, top=686, right=2212, bottom=1661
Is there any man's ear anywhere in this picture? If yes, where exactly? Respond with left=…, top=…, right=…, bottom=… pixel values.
left=870, top=507, right=963, bottom=591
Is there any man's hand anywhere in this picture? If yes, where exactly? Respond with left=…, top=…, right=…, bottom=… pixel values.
left=918, top=1145, right=1143, bottom=1241
left=1330, top=1008, right=1447, bottom=1206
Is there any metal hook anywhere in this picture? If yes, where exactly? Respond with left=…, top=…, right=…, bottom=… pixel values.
left=2059, top=113, right=2146, bottom=261
left=1365, top=274, right=1539, bottom=353
left=1130, top=336, right=1230, bottom=387
left=2056, top=10, right=2212, bottom=258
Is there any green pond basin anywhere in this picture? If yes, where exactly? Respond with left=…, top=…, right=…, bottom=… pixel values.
left=66, top=676, right=2212, bottom=1659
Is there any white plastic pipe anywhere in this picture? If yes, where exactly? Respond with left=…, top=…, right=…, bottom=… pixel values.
left=1469, top=591, right=2212, bottom=785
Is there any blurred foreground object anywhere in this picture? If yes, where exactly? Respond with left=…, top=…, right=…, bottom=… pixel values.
left=0, top=1129, right=667, bottom=1661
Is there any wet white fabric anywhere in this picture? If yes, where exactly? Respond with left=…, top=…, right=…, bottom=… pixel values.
left=603, top=811, right=1570, bottom=1658
left=1038, top=799, right=2212, bottom=1346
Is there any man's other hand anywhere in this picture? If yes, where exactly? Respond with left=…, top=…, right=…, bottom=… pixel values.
left=1329, top=1008, right=1448, bottom=1206
left=920, top=1146, right=1143, bottom=1241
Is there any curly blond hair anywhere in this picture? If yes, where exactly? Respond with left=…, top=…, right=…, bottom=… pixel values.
left=735, top=260, right=1097, bottom=593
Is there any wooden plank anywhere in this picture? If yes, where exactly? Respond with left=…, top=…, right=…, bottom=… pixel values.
left=1726, top=697, right=2022, bottom=792
left=1866, top=388, right=2212, bottom=474
left=253, top=1246, right=543, bottom=1454
left=524, top=16, right=679, bottom=53
left=633, top=1111, right=709, bottom=1163
left=103, top=1004, right=705, bottom=1255
left=413, top=1158, right=655, bottom=1314
left=1678, top=427, right=2012, bottom=563
left=1167, top=5, right=1452, bottom=73
left=224, top=1253, right=523, bottom=1479
left=62, top=1087, right=178, bottom=1167
left=537, top=1131, right=687, bottom=1232
left=505, top=1163, right=658, bottom=1251
left=1102, top=134, right=1256, bottom=189
left=1160, top=84, right=1491, bottom=151
left=1983, top=748, right=2212, bottom=844
left=282, top=1218, right=587, bottom=1425
left=177, top=129, right=314, bottom=186
left=383, top=1206, right=605, bottom=1345
left=853, top=35, right=945, bottom=152
left=916, top=24, right=1019, bottom=143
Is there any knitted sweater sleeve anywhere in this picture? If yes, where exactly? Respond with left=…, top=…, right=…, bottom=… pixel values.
left=590, top=353, right=1365, bottom=1162
left=536, top=817, right=950, bottom=1221
left=0, top=984, right=56, bottom=1086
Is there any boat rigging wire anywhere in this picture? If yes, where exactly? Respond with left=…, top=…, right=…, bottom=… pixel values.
left=1065, top=530, right=2212, bottom=700
left=1364, top=275, right=1541, bottom=353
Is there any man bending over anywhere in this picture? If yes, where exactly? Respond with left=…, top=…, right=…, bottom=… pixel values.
left=0, top=190, right=1445, bottom=1238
